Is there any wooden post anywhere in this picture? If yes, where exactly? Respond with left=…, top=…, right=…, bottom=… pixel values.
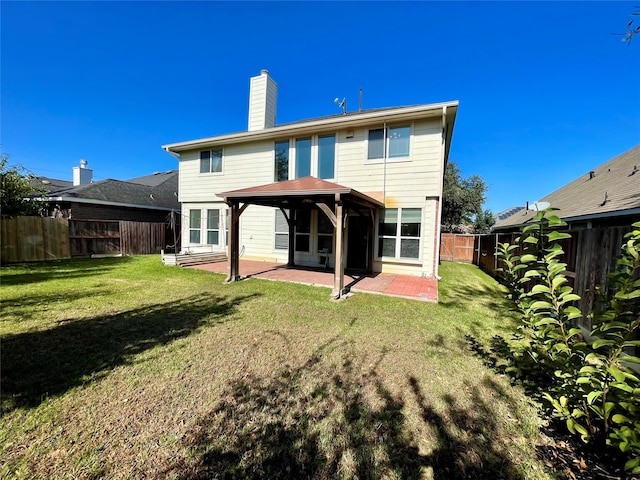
left=287, top=209, right=296, bottom=266
left=226, top=201, right=241, bottom=282
left=333, top=195, right=344, bottom=299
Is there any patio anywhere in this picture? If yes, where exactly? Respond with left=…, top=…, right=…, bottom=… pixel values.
left=190, top=259, right=438, bottom=302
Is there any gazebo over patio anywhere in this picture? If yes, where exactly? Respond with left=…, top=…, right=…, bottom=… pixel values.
left=218, top=176, right=384, bottom=299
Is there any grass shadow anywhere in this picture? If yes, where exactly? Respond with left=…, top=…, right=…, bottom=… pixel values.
left=164, top=340, right=522, bottom=479
left=1, top=292, right=259, bottom=413
left=0, top=257, right=134, bottom=287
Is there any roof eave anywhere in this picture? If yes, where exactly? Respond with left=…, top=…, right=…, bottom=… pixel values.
left=37, top=196, right=177, bottom=212
left=163, top=102, right=459, bottom=153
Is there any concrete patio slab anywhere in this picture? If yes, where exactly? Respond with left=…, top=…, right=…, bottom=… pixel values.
left=190, top=260, right=438, bottom=302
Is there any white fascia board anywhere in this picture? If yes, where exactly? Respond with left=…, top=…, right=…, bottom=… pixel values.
left=560, top=208, right=640, bottom=224
left=41, top=196, right=175, bottom=211
left=163, top=101, right=459, bottom=153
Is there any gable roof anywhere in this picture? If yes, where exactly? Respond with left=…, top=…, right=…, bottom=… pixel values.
left=494, top=145, right=640, bottom=229
left=40, top=170, right=180, bottom=211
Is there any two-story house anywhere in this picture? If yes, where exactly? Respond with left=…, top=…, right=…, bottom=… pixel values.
left=162, top=70, right=457, bottom=298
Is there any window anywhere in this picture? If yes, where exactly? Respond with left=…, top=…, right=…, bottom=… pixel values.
left=200, top=148, right=222, bottom=173
left=274, top=140, right=289, bottom=182
left=189, top=209, right=201, bottom=244
left=377, top=208, right=421, bottom=259
left=206, top=209, right=219, bottom=245
left=295, top=209, right=311, bottom=252
left=295, top=138, right=311, bottom=178
left=368, top=129, right=385, bottom=160
left=368, top=126, right=411, bottom=160
left=275, top=209, right=289, bottom=250
left=318, top=134, right=335, bottom=179
left=317, top=211, right=334, bottom=253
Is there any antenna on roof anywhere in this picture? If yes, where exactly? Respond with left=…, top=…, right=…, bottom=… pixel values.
left=528, top=201, right=551, bottom=211
left=334, top=97, right=347, bottom=115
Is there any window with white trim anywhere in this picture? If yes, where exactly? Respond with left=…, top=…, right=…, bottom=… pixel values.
left=377, top=208, right=421, bottom=259
left=189, top=209, right=201, bottom=244
left=318, top=134, right=335, bottom=179
left=200, top=148, right=222, bottom=173
left=275, top=209, right=289, bottom=250
left=317, top=211, right=334, bottom=253
left=368, top=126, right=411, bottom=160
left=206, top=209, right=220, bottom=245
left=295, top=138, right=311, bottom=178
left=274, top=140, right=289, bottom=182
left=295, top=209, right=311, bottom=252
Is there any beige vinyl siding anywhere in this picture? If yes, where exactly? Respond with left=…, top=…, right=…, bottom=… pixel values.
left=336, top=119, right=443, bottom=206
left=179, top=141, right=274, bottom=203
left=239, top=206, right=287, bottom=263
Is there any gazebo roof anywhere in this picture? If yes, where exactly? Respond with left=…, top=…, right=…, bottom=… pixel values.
left=218, top=176, right=384, bottom=209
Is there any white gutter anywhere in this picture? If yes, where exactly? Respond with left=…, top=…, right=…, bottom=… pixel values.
left=163, top=101, right=459, bottom=153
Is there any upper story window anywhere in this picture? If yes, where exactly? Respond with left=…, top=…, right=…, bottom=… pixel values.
left=295, top=138, right=311, bottom=178
left=200, top=148, right=222, bottom=174
left=367, top=126, right=411, bottom=160
left=274, top=141, right=289, bottom=182
left=318, top=134, right=336, bottom=180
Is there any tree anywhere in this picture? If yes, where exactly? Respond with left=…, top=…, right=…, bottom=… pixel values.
left=473, top=208, right=495, bottom=234
left=615, top=7, right=640, bottom=45
left=441, top=161, right=492, bottom=233
left=1, top=154, right=45, bottom=218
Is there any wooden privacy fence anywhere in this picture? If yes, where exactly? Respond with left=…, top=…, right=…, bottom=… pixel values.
left=1, top=217, right=172, bottom=263
left=440, top=233, right=477, bottom=263
left=474, top=226, right=633, bottom=330
left=1, top=217, right=71, bottom=263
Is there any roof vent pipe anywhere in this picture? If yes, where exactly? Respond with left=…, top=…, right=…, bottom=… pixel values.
left=589, top=171, right=595, bottom=180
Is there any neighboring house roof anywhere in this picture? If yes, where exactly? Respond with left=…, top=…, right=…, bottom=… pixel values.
left=30, top=176, right=73, bottom=194
left=40, top=170, right=180, bottom=211
left=494, top=145, right=640, bottom=230
left=162, top=102, right=458, bottom=162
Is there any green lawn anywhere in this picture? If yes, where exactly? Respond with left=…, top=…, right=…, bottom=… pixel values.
left=0, top=256, right=551, bottom=479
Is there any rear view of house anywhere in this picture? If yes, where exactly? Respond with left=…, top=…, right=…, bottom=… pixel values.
left=163, top=70, right=457, bottom=298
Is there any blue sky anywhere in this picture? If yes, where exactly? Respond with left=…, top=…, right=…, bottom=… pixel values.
left=2, top=1, right=638, bottom=214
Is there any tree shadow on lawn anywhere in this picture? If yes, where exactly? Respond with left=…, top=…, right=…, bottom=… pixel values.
left=438, top=281, right=515, bottom=318
left=0, top=257, right=134, bottom=287
left=1, top=291, right=259, bottom=413
left=165, top=340, right=522, bottom=480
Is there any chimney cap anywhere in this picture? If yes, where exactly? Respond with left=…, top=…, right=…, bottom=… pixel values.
left=260, top=69, right=269, bottom=75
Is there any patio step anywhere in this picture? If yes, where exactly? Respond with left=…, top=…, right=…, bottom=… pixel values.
left=162, top=251, right=227, bottom=267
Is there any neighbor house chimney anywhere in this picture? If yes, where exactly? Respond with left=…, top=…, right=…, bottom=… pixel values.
left=73, top=159, right=93, bottom=186
left=248, top=69, right=277, bottom=131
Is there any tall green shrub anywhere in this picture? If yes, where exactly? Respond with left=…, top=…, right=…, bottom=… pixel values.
left=498, top=213, right=640, bottom=474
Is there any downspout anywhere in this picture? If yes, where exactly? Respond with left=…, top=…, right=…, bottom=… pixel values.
left=434, top=106, right=447, bottom=280
left=382, top=122, right=387, bottom=204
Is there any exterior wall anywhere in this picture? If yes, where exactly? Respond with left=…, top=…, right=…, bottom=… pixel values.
left=178, top=117, right=446, bottom=276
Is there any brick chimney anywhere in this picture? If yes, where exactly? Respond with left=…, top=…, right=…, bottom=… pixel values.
left=73, top=159, right=93, bottom=186
left=248, top=69, right=277, bottom=131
